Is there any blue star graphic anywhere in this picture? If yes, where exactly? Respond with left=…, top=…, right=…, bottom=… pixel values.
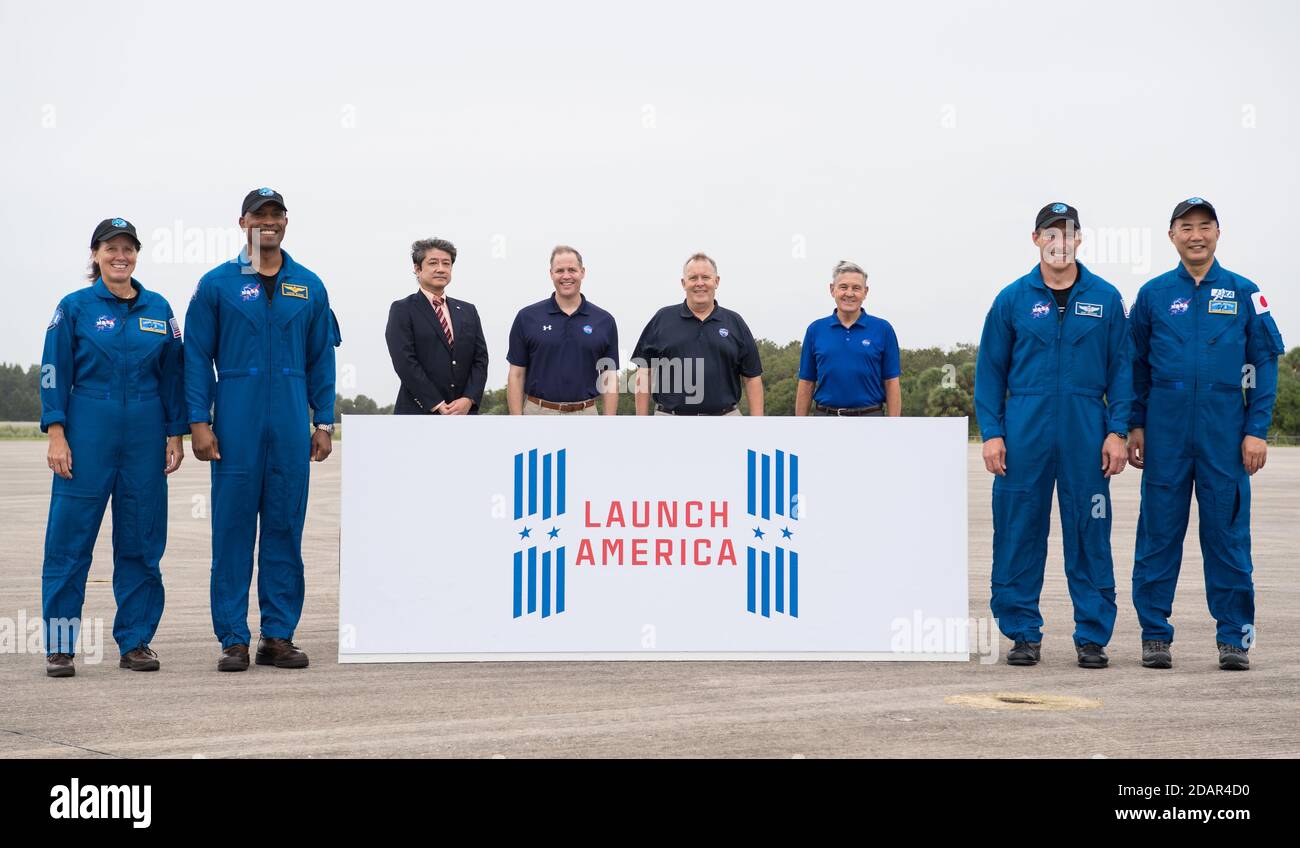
left=518, top=526, right=531, bottom=540
left=547, top=526, right=560, bottom=540
left=781, top=527, right=794, bottom=539
left=752, top=527, right=765, bottom=540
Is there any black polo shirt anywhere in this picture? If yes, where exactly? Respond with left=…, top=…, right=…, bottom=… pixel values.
left=506, top=293, right=619, bottom=401
left=632, top=300, right=763, bottom=414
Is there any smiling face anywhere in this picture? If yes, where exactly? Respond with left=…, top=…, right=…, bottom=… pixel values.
left=240, top=203, right=287, bottom=252
left=416, top=248, right=454, bottom=292
left=1032, top=222, right=1081, bottom=270
left=93, top=234, right=138, bottom=285
left=830, top=271, right=867, bottom=315
left=550, top=251, right=585, bottom=299
left=1169, top=208, right=1219, bottom=266
left=681, top=258, right=719, bottom=309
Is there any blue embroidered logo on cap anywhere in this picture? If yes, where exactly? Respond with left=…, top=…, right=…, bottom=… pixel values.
left=258, top=187, right=275, bottom=196
left=1186, top=197, right=1203, bottom=205
left=582, top=324, right=593, bottom=334
left=1051, top=203, right=1068, bottom=214
left=111, top=218, right=127, bottom=228
left=718, top=328, right=729, bottom=338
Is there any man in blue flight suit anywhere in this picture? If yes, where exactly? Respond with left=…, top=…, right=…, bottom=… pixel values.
left=975, top=203, right=1132, bottom=669
left=1128, top=198, right=1285, bottom=671
left=185, top=188, right=339, bottom=672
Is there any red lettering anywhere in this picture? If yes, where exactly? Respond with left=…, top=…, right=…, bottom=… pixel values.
left=632, top=538, right=647, bottom=565
left=685, top=501, right=703, bottom=528
left=584, top=502, right=598, bottom=528
left=694, top=538, right=710, bottom=565
left=607, top=501, right=624, bottom=528
left=655, top=539, right=673, bottom=565
left=710, top=500, right=728, bottom=528
left=575, top=539, right=594, bottom=565
left=718, top=539, right=737, bottom=566
left=601, top=538, right=623, bottom=562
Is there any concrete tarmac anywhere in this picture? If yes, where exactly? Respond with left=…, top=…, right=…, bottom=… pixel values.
left=0, top=440, right=1296, bottom=758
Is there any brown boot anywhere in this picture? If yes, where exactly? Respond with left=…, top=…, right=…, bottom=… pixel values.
left=46, top=653, right=75, bottom=678
left=217, top=643, right=250, bottom=672
left=119, top=646, right=161, bottom=671
left=255, top=637, right=309, bottom=669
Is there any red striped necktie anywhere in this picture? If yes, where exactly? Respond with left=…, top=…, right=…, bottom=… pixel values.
left=431, top=296, right=454, bottom=346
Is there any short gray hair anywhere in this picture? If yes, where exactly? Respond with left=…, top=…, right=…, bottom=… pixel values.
left=682, top=252, right=718, bottom=275
left=832, top=260, right=868, bottom=283
left=412, top=237, right=457, bottom=267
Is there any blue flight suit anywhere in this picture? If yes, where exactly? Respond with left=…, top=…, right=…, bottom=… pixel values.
left=975, top=263, right=1133, bottom=647
left=39, top=279, right=188, bottom=655
left=1129, top=260, right=1284, bottom=647
left=183, top=250, right=338, bottom=649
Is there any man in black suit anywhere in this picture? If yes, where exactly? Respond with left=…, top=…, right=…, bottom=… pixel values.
left=385, top=238, right=489, bottom=414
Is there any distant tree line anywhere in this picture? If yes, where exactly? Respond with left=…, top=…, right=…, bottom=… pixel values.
left=6, top=345, right=1300, bottom=438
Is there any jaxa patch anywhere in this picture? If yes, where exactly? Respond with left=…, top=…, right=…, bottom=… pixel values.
left=169, top=317, right=182, bottom=339
left=281, top=283, right=308, bottom=300
left=1211, top=288, right=1235, bottom=300
left=139, top=317, right=167, bottom=334
left=1208, top=300, right=1238, bottom=316
left=47, top=307, right=64, bottom=331
left=1075, top=302, right=1103, bottom=318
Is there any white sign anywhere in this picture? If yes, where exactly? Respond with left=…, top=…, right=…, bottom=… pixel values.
left=339, top=416, right=968, bottom=661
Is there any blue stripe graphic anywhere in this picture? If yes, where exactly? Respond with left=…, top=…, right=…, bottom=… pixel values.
left=761, top=453, right=770, bottom=519
left=775, top=449, right=785, bottom=517
left=776, top=546, right=785, bottom=614
left=543, top=452, right=552, bottom=520
left=746, top=546, right=756, bottom=613
left=790, top=551, right=799, bottom=617
left=513, top=551, right=522, bottom=618
left=557, top=546, right=566, bottom=613
left=747, top=450, right=756, bottom=516
left=790, top=454, right=799, bottom=520
left=513, top=453, right=523, bottom=520
left=542, top=550, right=552, bottom=618
left=557, top=449, right=566, bottom=517
left=528, top=449, right=538, bottom=516
left=761, top=550, right=771, bottom=617
left=527, top=546, right=537, bottom=614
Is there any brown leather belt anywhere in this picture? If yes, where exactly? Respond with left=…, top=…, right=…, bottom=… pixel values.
left=656, top=404, right=737, bottom=416
left=527, top=395, right=596, bottom=413
left=816, top=403, right=883, bottom=416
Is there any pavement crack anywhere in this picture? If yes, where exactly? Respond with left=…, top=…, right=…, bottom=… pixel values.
left=1, top=728, right=124, bottom=759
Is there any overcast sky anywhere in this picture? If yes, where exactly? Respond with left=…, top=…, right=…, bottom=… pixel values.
left=2, top=0, right=1296, bottom=402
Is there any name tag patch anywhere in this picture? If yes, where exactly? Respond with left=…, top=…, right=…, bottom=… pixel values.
left=1075, top=302, right=1103, bottom=318
left=139, top=317, right=167, bottom=334
left=282, top=283, right=308, bottom=300
left=1209, top=300, right=1238, bottom=315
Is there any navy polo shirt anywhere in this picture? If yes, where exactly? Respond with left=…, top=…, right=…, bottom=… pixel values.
left=506, top=293, right=618, bottom=401
left=798, top=310, right=900, bottom=408
left=632, top=300, right=763, bottom=414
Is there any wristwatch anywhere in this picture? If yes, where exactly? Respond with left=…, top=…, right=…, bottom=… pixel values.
left=315, top=423, right=335, bottom=434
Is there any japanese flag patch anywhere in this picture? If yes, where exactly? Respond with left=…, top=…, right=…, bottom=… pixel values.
left=1251, top=291, right=1272, bottom=315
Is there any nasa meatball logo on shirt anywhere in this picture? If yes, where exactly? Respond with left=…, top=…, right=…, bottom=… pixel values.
left=94, top=315, right=116, bottom=332
left=1031, top=301, right=1051, bottom=319
left=718, top=328, right=729, bottom=338
left=240, top=283, right=261, bottom=302
left=1169, top=297, right=1191, bottom=316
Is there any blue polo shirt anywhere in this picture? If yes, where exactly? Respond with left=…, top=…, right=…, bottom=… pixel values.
left=507, top=293, right=618, bottom=401
left=798, top=310, right=900, bottom=408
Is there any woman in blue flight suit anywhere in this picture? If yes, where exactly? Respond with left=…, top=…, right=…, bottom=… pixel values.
left=39, top=218, right=188, bottom=677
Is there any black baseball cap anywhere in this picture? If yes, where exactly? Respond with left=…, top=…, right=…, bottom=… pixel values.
left=242, top=187, right=288, bottom=215
left=1035, top=202, right=1081, bottom=231
left=90, top=217, right=141, bottom=249
left=1170, top=196, right=1217, bottom=226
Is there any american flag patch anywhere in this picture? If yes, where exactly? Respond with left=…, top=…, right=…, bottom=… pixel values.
left=169, top=317, right=182, bottom=339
